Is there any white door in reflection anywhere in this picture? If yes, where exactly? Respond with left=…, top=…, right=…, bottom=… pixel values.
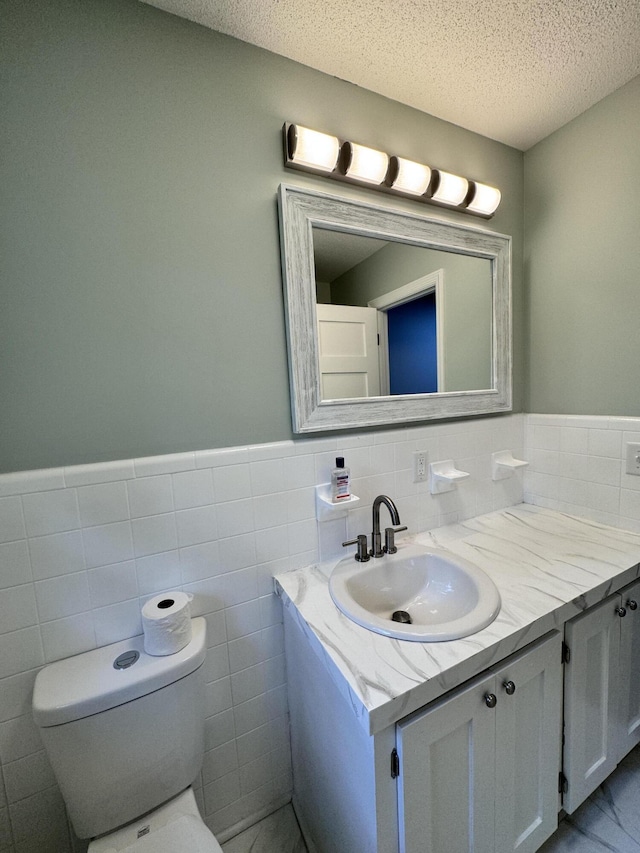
left=316, top=304, right=381, bottom=399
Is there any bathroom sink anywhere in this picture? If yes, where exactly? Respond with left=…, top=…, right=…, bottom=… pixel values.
left=329, top=543, right=501, bottom=642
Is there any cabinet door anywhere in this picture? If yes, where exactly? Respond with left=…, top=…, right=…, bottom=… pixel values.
left=563, top=594, right=622, bottom=814
left=493, top=633, right=562, bottom=853
left=618, top=579, right=640, bottom=759
left=397, top=673, right=496, bottom=853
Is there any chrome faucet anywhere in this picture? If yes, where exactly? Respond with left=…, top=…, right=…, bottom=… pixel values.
left=343, top=495, right=407, bottom=561
left=371, top=495, right=403, bottom=557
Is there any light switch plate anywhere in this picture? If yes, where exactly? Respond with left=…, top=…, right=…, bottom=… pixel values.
left=626, top=443, right=640, bottom=475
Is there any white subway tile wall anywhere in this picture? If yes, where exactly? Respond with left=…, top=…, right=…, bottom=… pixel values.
left=524, top=415, right=640, bottom=532
left=0, top=415, right=525, bottom=852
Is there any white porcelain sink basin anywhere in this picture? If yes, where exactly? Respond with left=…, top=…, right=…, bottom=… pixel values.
left=329, top=543, right=501, bottom=642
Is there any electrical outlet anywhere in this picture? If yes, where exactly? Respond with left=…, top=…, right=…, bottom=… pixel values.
left=626, top=443, right=640, bottom=476
left=413, top=451, right=427, bottom=482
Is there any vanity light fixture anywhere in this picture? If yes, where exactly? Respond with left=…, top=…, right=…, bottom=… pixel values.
left=389, top=156, right=432, bottom=196
left=342, top=141, right=390, bottom=185
left=431, top=170, right=469, bottom=206
left=466, top=181, right=502, bottom=216
left=282, top=122, right=502, bottom=217
left=286, top=124, right=341, bottom=173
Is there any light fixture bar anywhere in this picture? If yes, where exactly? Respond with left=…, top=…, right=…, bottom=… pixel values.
left=466, top=182, right=502, bottom=216
left=343, top=142, right=389, bottom=185
left=389, top=156, right=432, bottom=196
left=286, top=124, right=340, bottom=173
left=431, top=170, right=469, bottom=206
left=282, top=123, right=501, bottom=217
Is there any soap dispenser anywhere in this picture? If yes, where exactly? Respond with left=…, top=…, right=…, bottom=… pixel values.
left=331, top=457, right=351, bottom=502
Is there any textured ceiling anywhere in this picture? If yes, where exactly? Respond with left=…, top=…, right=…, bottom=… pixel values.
left=141, top=0, right=640, bottom=150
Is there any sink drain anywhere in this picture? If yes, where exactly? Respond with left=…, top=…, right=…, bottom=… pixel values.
left=391, top=610, right=412, bottom=624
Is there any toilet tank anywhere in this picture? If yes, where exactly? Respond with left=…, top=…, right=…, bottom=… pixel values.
left=33, top=617, right=207, bottom=839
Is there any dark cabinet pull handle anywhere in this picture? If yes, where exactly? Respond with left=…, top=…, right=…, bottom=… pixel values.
left=616, top=606, right=627, bottom=618
left=484, top=693, right=497, bottom=708
left=503, top=680, right=516, bottom=695
left=628, top=599, right=638, bottom=611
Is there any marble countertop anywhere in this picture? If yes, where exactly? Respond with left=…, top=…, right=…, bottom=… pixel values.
left=275, top=504, right=640, bottom=735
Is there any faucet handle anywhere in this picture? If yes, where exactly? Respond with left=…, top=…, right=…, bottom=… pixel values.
left=342, top=534, right=370, bottom=562
left=383, top=526, right=408, bottom=555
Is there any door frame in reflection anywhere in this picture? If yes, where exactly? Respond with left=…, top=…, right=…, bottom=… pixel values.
left=369, top=270, right=445, bottom=395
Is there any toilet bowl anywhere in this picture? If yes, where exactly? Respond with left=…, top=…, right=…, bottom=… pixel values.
left=32, top=617, right=224, bottom=852
left=87, top=789, right=222, bottom=853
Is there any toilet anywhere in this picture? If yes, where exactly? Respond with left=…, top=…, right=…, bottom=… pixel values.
left=32, top=617, right=224, bottom=852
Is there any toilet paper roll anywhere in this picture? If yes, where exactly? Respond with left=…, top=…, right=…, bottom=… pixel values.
left=141, top=591, right=194, bottom=656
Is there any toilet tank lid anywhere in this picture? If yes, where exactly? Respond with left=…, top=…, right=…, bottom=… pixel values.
left=33, top=617, right=206, bottom=727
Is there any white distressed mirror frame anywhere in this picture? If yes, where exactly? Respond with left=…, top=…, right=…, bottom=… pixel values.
left=277, top=183, right=512, bottom=433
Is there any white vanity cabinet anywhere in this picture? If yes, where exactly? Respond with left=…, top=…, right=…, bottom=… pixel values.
left=396, top=632, right=562, bottom=853
left=278, top=507, right=640, bottom=853
left=562, top=578, right=640, bottom=813
left=285, top=602, right=564, bottom=853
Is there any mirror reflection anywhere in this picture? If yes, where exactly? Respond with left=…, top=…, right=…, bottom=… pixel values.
left=312, top=227, right=493, bottom=401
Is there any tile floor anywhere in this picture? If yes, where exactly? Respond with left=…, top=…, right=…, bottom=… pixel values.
left=235, top=744, right=640, bottom=853
left=221, top=804, right=307, bottom=853
left=539, top=745, right=640, bottom=853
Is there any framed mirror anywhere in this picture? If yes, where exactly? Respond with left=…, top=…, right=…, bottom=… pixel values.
left=278, top=184, right=512, bottom=433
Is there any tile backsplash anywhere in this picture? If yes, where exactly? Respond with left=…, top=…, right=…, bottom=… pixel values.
left=1, top=413, right=526, bottom=852
left=524, top=414, right=640, bottom=532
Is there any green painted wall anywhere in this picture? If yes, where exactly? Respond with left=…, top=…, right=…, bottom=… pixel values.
left=524, top=75, right=640, bottom=415
left=1, top=0, right=524, bottom=473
